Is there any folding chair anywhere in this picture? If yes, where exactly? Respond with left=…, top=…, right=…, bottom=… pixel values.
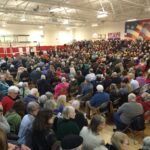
left=123, top=114, right=145, bottom=144
left=91, top=101, right=110, bottom=119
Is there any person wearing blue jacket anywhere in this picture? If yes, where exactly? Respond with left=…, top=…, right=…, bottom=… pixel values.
left=86, top=85, right=110, bottom=118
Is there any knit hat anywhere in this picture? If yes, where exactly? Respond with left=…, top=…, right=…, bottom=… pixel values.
left=61, top=135, right=83, bottom=149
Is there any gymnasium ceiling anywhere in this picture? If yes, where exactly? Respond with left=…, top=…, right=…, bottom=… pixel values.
left=0, top=0, right=150, bottom=27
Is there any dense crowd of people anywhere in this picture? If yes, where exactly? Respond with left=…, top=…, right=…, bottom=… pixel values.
left=0, top=39, right=150, bottom=150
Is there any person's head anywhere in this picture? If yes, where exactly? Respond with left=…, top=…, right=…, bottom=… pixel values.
left=63, top=106, right=76, bottom=119
left=122, top=77, right=129, bottom=84
left=23, top=82, right=29, bottom=88
left=85, top=76, right=90, bottom=83
left=61, top=77, right=66, bottom=83
left=61, top=135, right=83, bottom=150
left=141, top=92, right=150, bottom=102
left=38, top=95, right=48, bottom=107
left=32, top=110, right=53, bottom=132
left=41, top=74, right=46, bottom=80
left=30, top=88, right=39, bottom=97
left=142, top=136, right=150, bottom=150
left=45, top=92, right=53, bottom=100
left=11, top=100, right=25, bottom=118
left=36, top=67, right=41, bottom=72
left=17, top=82, right=24, bottom=88
left=89, top=115, right=106, bottom=134
left=43, top=100, right=57, bottom=111
left=96, top=85, right=104, bottom=92
left=27, top=101, right=40, bottom=116
left=109, top=83, right=118, bottom=91
left=0, top=128, right=8, bottom=150
left=8, top=86, right=19, bottom=99
left=0, top=74, right=6, bottom=81
left=89, top=68, right=94, bottom=73
left=128, top=73, right=135, bottom=80
left=57, top=95, right=67, bottom=108
left=71, top=100, right=80, bottom=110
left=128, top=93, right=136, bottom=102
left=111, top=132, right=129, bottom=150
left=111, top=72, right=118, bottom=78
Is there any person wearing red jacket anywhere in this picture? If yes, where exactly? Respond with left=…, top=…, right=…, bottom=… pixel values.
left=1, top=86, right=19, bottom=114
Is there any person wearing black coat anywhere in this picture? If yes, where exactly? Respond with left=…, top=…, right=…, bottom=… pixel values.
left=37, top=75, right=51, bottom=95
left=32, top=110, right=58, bottom=150
left=71, top=100, right=88, bottom=130
left=20, top=69, right=30, bottom=82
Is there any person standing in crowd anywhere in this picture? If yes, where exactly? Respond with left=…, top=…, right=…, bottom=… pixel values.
left=18, top=102, right=40, bottom=147
left=30, top=67, right=42, bottom=85
left=0, top=103, right=10, bottom=133
left=32, top=110, right=58, bottom=150
left=79, top=78, right=93, bottom=102
left=129, top=73, right=140, bottom=90
left=71, top=100, right=88, bottom=131
left=5, top=100, right=24, bottom=134
left=1, top=86, right=19, bottom=114
left=56, top=106, right=80, bottom=140
left=54, top=77, right=69, bottom=99
left=19, top=68, right=30, bottom=82
left=0, top=74, right=9, bottom=100
left=23, top=88, right=38, bottom=106
left=37, top=74, right=50, bottom=96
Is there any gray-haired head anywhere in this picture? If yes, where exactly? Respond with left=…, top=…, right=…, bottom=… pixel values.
left=43, top=100, right=57, bottom=111
left=96, top=85, right=104, bottom=92
left=63, top=106, right=75, bottom=119
left=38, top=95, right=48, bottom=106
left=142, top=136, right=150, bottom=150
left=61, top=77, right=66, bottom=82
left=41, top=74, right=46, bottom=80
left=128, top=93, right=136, bottom=102
left=8, top=86, right=19, bottom=94
left=27, top=101, right=40, bottom=114
left=36, top=67, right=41, bottom=71
left=71, top=100, right=80, bottom=110
left=45, top=92, right=53, bottom=100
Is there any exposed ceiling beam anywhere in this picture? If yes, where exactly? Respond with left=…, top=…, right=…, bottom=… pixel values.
left=2, top=0, right=10, bottom=8
left=0, top=6, right=94, bottom=22
left=121, top=0, right=148, bottom=8
left=21, top=0, right=99, bottom=12
left=109, top=1, right=115, bottom=14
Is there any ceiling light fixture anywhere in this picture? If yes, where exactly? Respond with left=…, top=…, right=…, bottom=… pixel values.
left=39, top=26, right=43, bottom=29
left=97, top=0, right=108, bottom=18
left=92, top=23, right=98, bottom=27
left=2, top=21, right=7, bottom=27
left=126, top=19, right=137, bottom=22
left=2, top=24, right=6, bottom=27
left=97, top=10, right=108, bottom=18
left=20, top=18, right=26, bottom=22
left=63, top=19, right=69, bottom=24
left=66, top=27, right=71, bottom=30
left=20, top=13, right=26, bottom=22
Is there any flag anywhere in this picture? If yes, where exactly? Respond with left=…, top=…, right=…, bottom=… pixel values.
left=125, top=19, right=150, bottom=40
